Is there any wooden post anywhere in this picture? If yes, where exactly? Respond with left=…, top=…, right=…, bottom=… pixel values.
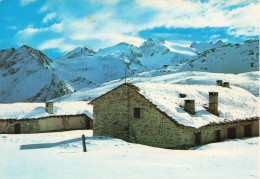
left=82, top=134, right=87, bottom=152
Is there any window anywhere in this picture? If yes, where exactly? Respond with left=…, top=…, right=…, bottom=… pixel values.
left=244, top=125, right=252, bottom=137
left=194, top=132, right=201, bottom=145
left=134, top=108, right=140, bottom=118
left=228, top=127, right=236, bottom=139
left=215, top=130, right=221, bottom=142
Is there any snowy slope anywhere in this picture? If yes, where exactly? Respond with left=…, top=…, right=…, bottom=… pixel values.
left=180, top=40, right=259, bottom=73
left=0, top=130, right=259, bottom=178
left=0, top=45, right=72, bottom=103
left=54, top=71, right=259, bottom=103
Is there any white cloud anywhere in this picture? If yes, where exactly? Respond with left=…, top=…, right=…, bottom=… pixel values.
left=134, top=0, right=259, bottom=33
left=17, top=23, right=63, bottom=38
left=42, top=12, right=56, bottom=23
left=38, top=38, right=76, bottom=52
left=50, top=23, right=63, bottom=32
left=17, top=27, right=42, bottom=37
left=20, top=0, right=36, bottom=6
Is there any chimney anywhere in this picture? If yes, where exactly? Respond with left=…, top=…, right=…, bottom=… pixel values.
left=184, top=99, right=195, bottom=115
left=223, top=82, right=230, bottom=88
left=45, top=102, right=54, bottom=114
left=208, top=92, right=218, bottom=116
left=179, top=93, right=186, bottom=98
left=216, top=80, right=222, bottom=86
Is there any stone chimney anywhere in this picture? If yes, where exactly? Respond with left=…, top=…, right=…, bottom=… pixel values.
left=216, top=80, right=223, bottom=86
left=184, top=99, right=195, bottom=115
left=223, top=82, right=230, bottom=88
left=208, top=92, right=218, bottom=116
left=45, top=102, right=54, bottom=114
left=179, top=93, right=186, bottom=98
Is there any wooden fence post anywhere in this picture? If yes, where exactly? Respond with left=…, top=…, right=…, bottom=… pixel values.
left=82, top=134, right=87, bottom=152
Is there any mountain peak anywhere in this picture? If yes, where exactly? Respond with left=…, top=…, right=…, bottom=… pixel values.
left=139, top=37, right=169, bottom=56
left=63, top=47, right=96, bottom=59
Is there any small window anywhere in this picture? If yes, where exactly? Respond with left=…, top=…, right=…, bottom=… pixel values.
left=134, top=108, right=140, bottom=118
left=194, top=132, right=201, bottom=145
left=215, top=130, right=221, bottom=142
left=244, top=125, right=252, bottom=137
left=228, top=127, right=236, bottom=139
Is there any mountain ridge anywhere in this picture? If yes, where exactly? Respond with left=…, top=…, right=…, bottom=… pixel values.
left=0, top=38, right=259, bottom=102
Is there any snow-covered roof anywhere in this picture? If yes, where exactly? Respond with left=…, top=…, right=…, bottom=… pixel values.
left=0, top=101, right=93, bottom=120
left=130, top=83, right=259, bottom=128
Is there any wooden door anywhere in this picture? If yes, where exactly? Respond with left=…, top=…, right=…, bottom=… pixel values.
left=228, top=128, right=236, bottom=139
left=244, top=125, right=252, bottom=137
left=194, top=133, right=201, bottom=145
left=215, top=130, right=221, bottom=142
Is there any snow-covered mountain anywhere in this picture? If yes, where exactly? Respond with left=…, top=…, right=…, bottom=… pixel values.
left=190, top=40, right=225, bottom=54
left=0, top=45, right=72, bottom=103
left=179, top=39, right=259, bottom=74
left=0, top=38, right=259, bottom=102
left=54, top=38, right=194, bottom=90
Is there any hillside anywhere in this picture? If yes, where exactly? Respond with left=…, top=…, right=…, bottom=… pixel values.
left=0, top=45, right=72, bottom=103
left=179, top=40, right=259, bottom=73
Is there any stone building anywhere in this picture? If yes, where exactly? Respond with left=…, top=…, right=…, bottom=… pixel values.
left=90, top=82, right=259, bottom=149
left=0, top=102, right=93, bottom=134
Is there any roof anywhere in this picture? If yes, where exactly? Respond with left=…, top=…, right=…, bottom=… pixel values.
left=0, top=101, right=93, bottom=120
left=91, top=82, right=259, bottom=128
left=131, top=82, right=259, bottom=128
left=89, top=83, right=137, bottom=104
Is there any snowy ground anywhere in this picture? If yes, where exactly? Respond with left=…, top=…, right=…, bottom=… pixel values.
left=0, top=130, right=259, bottom=179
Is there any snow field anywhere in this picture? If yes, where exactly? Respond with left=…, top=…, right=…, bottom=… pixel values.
left=0, top=130, right=259, bottom=179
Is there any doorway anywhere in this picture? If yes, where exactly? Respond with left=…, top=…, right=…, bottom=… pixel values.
left=215, top=130, right=221, bottom=142
left=228, top=127, right=236, bottom=139
left=14, top=123, right=21, bottom=134
left=244, top=125, right=252, bottom=137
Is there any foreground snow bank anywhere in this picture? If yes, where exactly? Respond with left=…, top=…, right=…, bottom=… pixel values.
left=0, top=130, right=259, bottom=179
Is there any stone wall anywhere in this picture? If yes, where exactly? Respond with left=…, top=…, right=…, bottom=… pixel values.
left=92, top=84, right=259, bottom=149
left=0, top=114, right=92, bottom=134
left=180, top=119, right=259, bottom=149
left=93, top=85, right=129, bottom=141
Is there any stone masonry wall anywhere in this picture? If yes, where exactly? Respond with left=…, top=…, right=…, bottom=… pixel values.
left=127, top=87, right=184, bottom=149
left=180, top=119, right=259, bottom=148
left=93, top=85, right=129, bottom=141
left=0, top=114, right=92, bottom=134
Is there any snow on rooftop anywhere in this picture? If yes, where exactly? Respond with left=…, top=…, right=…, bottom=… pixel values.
left=134, top=82, right=259, bottom=128
left=0, top=101, right=93, bottom=120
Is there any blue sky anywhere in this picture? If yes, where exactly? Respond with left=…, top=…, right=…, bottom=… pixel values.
left=0, top=0, right=259, bottom=59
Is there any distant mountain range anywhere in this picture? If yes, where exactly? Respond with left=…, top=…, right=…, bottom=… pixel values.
left=0, top=38, right=259, bottom=102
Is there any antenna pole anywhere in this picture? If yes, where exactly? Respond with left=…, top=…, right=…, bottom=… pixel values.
left=125, top=68, right=127, bottom=83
